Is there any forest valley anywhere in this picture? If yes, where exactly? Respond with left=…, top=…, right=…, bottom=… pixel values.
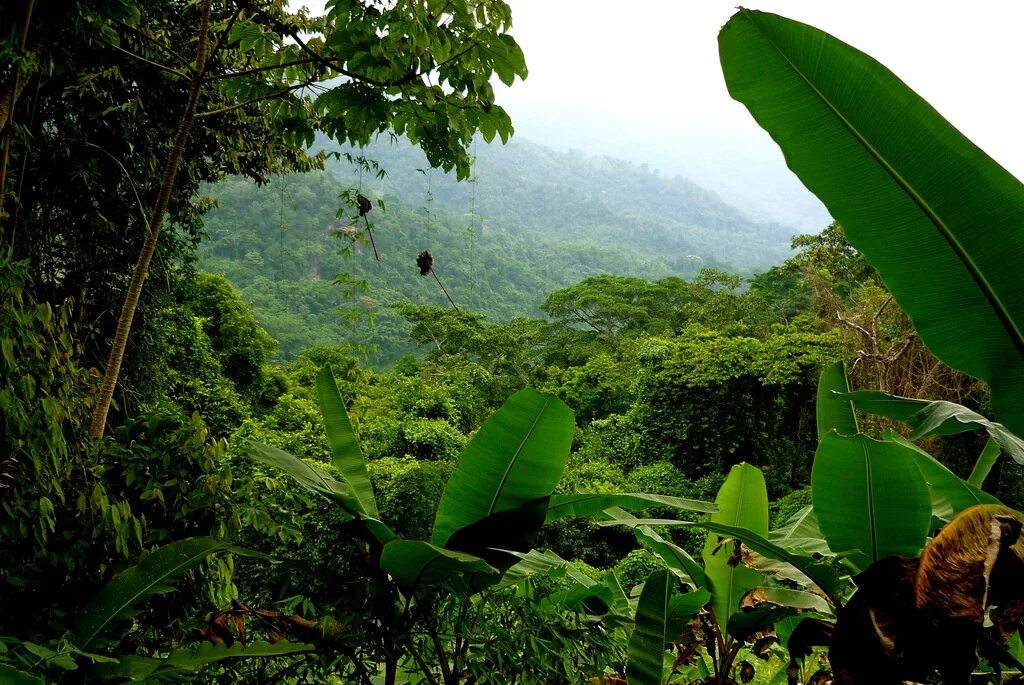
left=2, top=2, right=1024, bottom=685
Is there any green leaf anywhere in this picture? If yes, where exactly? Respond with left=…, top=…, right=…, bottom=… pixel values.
left=968, top=439, right=1001, bottom=488
left=379, top=539, right=497, bottom=592
left=626, top=569, right=673, bottom=685
left=602, top=507, right=706, bottom=589
left=498, top=548, right=571, bottom=588
left=72, top=538, right=247, bottom=649
left=811, top=433, right=932, bottom=571
left=0, top=665, right=43, bottom=685
left=885, top=430, right=1000, bottom=518
left=702, top=463, right=768, bottom=636
left=840, top=391, right=1024, bottom=464
left=544, top=492, right=716, bottom=523
left=249, top=442, right=356, bottom=511
left=432, top=389, right=574, bottom=552
left=720, top=9, right=1024, bottom=437
left=768, top=505, right=832, bottom=557
left=316, top=365, right=378, bottom=518
left=605, top=517, right=844, bottom=607
left=816, top=362, right=857, bottom=440
left=102, top=641, right=315, bottom=681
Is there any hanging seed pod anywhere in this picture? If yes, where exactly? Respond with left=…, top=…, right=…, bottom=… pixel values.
left=417, top=250, right=433, bottom=276
left=357, top=193, right=372, bottom=216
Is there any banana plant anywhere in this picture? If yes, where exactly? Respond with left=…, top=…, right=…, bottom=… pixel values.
left=720, top=8, right=1024, bottom=675
left=247, top=365, right=715, bottom=684
left=602, top=463, right=837, bottom=685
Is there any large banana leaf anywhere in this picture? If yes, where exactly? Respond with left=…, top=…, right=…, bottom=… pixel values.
left=885, top=430, right=1000, bottom=518
left=544, top=492, right=716, bottom=523
left=379, top=539, right=496, bottom=592
left=248, top=442, right=394, bottom=545
left=702, top=463, right=767, bottom=637
left=769, top=505, right=832, bottom=557
left=602, top=507, right=706, bottom=589
left=811, top=433, right=932, bottom=571
left=816, top=362, right=857, bottom=441
left=839, top=391, right=1024, bottom=463
left=720, top=10, right=1024, bottom=436
left=316, top=364, right=378, bottom=517
left=249, top=442, right=357, bottom=512
left=431, top=389, right=573, bottom=553
left=603, top=517, right=844, bottom=607
left=100, top=641, right=316, bottom=681
left=72, top=538, right=250, bottom=649
left=625, top=569, right=673, bottom=685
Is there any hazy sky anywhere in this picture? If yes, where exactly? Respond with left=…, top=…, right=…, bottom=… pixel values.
left=495, top=1, right=1024, bottom=175
left=292, top=1, right=1024, bottom=228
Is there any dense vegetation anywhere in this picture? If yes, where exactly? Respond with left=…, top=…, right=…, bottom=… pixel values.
left=1, top=3, right=1022, bottom=685
left=198, top=134, right=793, bottom=362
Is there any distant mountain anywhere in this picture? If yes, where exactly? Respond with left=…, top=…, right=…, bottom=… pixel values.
left=325, top=136, right=798, bottom=271
left=199, top=136, right=801, bottom=364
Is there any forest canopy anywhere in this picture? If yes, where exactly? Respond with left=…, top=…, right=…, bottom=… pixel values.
left=1, top=3, right=1022, bottom=685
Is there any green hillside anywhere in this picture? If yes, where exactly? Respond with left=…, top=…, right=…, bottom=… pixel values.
left=199, top=137, right=797, bottom=363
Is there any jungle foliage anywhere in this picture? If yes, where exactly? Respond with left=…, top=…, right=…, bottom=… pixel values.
left=1, top=3, right=1023, bottom=685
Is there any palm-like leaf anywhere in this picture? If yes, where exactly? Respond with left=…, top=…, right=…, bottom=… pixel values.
left=431, top=389, right=573, bottom=555
left=720, top=9, right=1024, bottom=436
left=625, top=569, right=673, bottom=685
left=812, top=433, right=932, bottom=571
left=72, top=538, right=252, bottom=649
left=316, top=365, right=378, bottom=517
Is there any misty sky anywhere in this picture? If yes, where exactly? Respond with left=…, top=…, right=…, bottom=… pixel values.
left=293, top=1, right=1024, bottom=230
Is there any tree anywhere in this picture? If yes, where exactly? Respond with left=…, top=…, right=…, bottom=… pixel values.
left=0, top=0, right=528, bottom=435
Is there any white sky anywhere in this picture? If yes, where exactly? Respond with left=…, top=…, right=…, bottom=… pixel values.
left=292, top=1, right=1024, bottom=227
left=495, top=1, right=1024, bottom=177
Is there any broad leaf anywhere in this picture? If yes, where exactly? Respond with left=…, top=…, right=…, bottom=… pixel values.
left=379, top=539, right=496, bottom=592
left=316, top=364, right=378, bottom=517
left=769, top=505, right=832, bottom=557
left=544, top=492, right=716, bottom=523
left=840, top=391, right=1024, bottom=463
left=626, top=569, right=673, bottom=685
left=885, top=430, right=999, bottom=518
left=499, top=548, right=571, bottom=588
left=817, top=362, right=857, bottom=441
left=72, top=538, right=249, bottom=649
left=102, top=641, right=315, bottom=681
left=0, top=665, right=43, bottom=685
left=432, top=389, right=573, bottom=551
left=702, top=463, right=768, bottom=636
left=249, top=442, right=357, bottom=512
left=249, top=442, right=396, bottom=545
left=812, top=432, right=932, bottom=571
left=968, top=439, right=1001, bottom=488
left=603, top=507, right=705, bottom=588
left=720, top=9, right=1024, bottom=437
left=605, top=518, right=845, bottom=607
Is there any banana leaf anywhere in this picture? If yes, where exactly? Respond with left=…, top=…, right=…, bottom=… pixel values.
left=839, top=391, right=1024, bottom=463
left=544, top=492, right=716, bottom=522
left=72, top=538, right=256, bottom=650
left=720, top=9, right=1024, bottom=436
left=812, top=432, right=932, bottom=572
left=625, top=569, right=674, bottom=685
left=316, top=364, right=378, bottom=517
left=817, top=361, right=857, bottom=441
left=432, top=389, right=573, bottom=555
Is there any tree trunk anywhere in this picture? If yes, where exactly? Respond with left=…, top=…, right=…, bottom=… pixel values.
left=89, top=0, right=213, bottom=438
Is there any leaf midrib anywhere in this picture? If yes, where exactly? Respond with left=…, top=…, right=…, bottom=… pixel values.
left=486, top=395, right=552, bottom=516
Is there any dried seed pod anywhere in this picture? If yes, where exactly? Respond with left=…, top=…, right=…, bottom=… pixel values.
left=357, top=193, right=372, bottom=216
left=417, top=250, right=433, bottom=276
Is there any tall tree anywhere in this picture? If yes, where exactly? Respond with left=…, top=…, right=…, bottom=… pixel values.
left=0, top=0, right=527, bottom=435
